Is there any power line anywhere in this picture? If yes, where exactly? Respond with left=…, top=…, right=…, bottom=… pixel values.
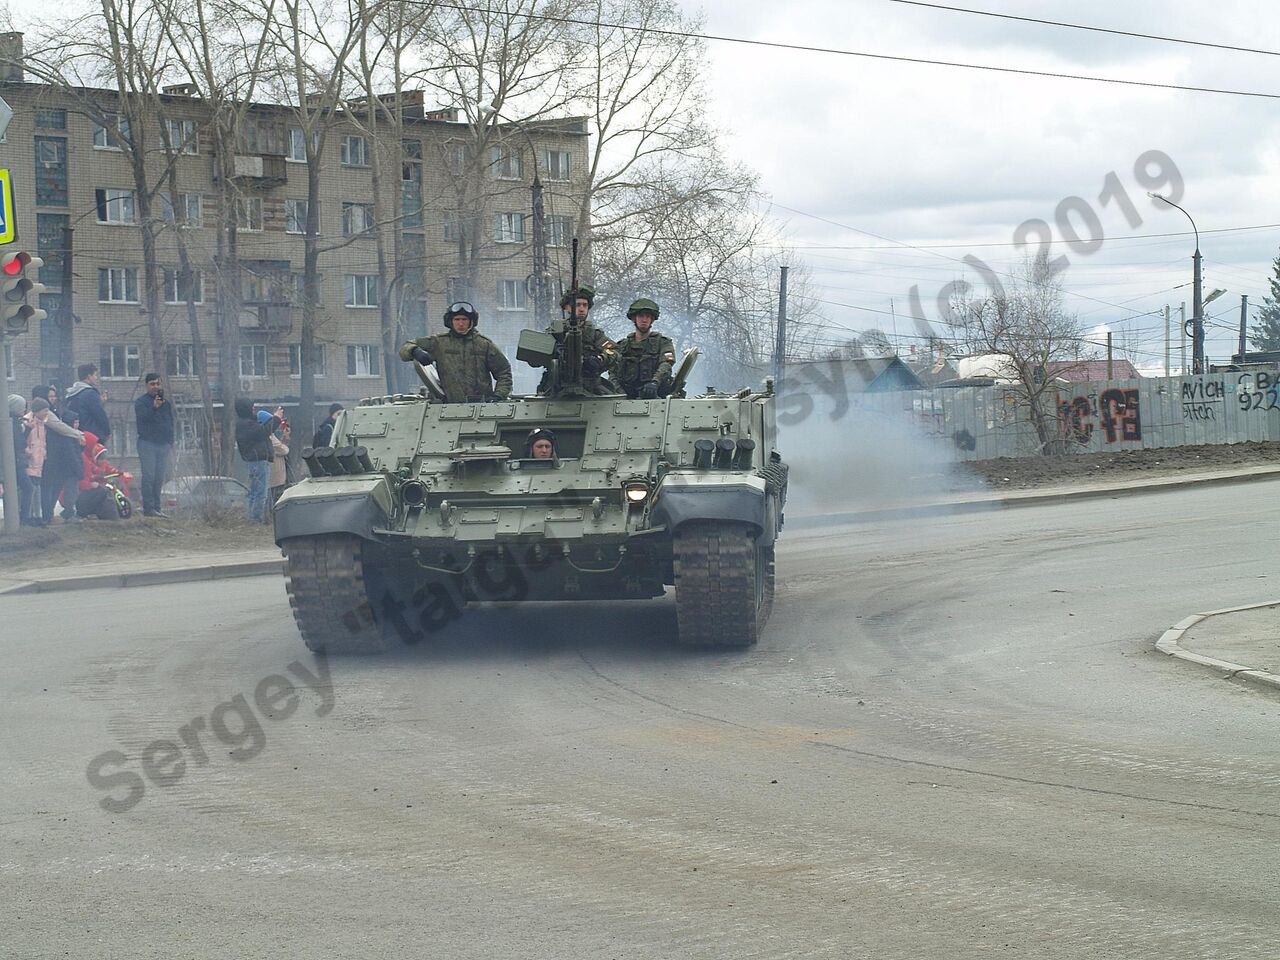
left=760, top=220, right=1280, bottom=252
left=884, top=0, right=1280, bottom=59
left=429, top=1, right=1280, bottom=101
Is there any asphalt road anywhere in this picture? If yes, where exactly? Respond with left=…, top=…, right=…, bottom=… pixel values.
left=3, top=481, right=1278, bottom=959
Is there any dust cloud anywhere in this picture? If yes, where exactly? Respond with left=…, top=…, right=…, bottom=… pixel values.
left=774, top=362, right=988, bottom=518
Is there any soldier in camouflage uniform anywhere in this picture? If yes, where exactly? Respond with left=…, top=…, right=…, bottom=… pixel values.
left=539, top=285, right=618, bottom=396
left=613, top=299, right=676, bottom=399
left=399, top=301, right=513, bottom=402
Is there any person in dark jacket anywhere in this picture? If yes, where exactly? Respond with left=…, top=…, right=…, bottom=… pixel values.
left=41, top=404, right=86, bottom=522
left=134, top=372, right=176, bottom=517
left=63, top=363, right=112, bottom=443
left=312, top=403, right=343, bottom=448
left=235, top=397, right=282, bottom=521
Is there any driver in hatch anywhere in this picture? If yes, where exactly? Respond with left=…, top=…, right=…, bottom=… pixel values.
left=525, top=428, right=558, bottom=461
left=399, top=301, right=513, bottom=402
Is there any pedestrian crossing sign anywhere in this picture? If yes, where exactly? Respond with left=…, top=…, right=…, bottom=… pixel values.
left=0, top=169, right=14, bottom=244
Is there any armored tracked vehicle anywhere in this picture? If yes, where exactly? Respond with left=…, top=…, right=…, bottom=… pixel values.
left=274, top=327, right=787, bottom=653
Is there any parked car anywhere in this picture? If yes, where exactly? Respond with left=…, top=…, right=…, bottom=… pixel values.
left=161, top=475, right=248, bottom=514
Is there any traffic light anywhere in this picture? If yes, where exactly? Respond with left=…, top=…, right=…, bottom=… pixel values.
left=1, top=247, right=45, bottom=335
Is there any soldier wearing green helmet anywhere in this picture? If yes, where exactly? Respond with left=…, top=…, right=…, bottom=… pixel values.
left=539, top=284, right=618, bottom=395
left=613, top=298, right=676, bottom=399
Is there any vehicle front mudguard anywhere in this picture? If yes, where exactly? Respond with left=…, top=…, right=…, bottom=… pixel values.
left=649, top=473, right=779, bottom=545
left=273, top=475, right=395, bottom=545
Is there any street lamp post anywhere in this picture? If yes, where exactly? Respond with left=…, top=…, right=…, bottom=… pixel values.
left=483, top=105, right=550, bottom=326
left=1150, top=194, right=1205, bottom=373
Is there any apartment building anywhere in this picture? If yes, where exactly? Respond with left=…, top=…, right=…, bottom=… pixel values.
left=0, top=52, right=588, bottom=463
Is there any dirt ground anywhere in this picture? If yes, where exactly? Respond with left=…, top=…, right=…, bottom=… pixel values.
left=960, top=441, right=1280, bottom=490
left=0, top=510, right=276, bottom=573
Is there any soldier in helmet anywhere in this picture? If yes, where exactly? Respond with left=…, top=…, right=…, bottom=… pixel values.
left=525, top=427, right=558, bottom=461
left=399, top=301, right=513, bottom=402
left=540, top=285, right=617, bottom=395
left=613, top=298, right=676, bottom=399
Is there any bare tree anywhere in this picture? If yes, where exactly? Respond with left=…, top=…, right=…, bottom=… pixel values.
left=950, top=253, right=1088, bottom=454
left=592, top=154, right=822, bottom=388
left=565, top=0, right=713, bottom=268
left=248, top=0, right=365, bottom=460
left=162, top=0, right=279, bottom=471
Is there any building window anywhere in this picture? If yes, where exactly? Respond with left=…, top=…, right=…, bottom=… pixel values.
left=36, top=213, right=68, bottom=289
left=236, top=196, right=263, bottom=231
left=445, top=142, right=467, bottom=174
left=239, top=344, right=267, bottom=378
left=341, top=202, right=374, bottom=237
left=94, top=188, right=136, bottom=225
left=286, top=127, right=316, bottom=162
left=402, top=138, right=422, bottom=161
left=166, top=343, right=198, bottom=378
left=496, top=278, right=527, bottom=311
left=160, top=191, right=203, bottom=227
left=543, top=149, right=571, bottom=181
left=340, top=135, right=368, bottom=167
left=36, top=109, right=66, bottom=129
left=494, top=212, right=525, bottom=244
left=100, top=344, right=142, bottom=379
left=285, top=199, right=309, bottom=235
left=289, top=343, right=326, bottom=378
left=164, top=118, right=198, bottom=155
left=242, top=260, right=291, bottom=304
left=490, top=145, right=523, bottom=180
left=344, top=274, right=379, bottom=308
left=98, top=267, right=140, bottom=303
left=34, top=136, right=68, bottom=207
left=93, top=114, right=131, bottom=150
left=163, top=268, right=204, bottom=304
left=402, top=170, right=423, bottom=229
left=346, top=344, right=381, bottom=378
left=547, top=215, right=572, bottom=247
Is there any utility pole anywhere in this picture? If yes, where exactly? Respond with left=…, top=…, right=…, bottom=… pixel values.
left=1192, top=245, right=1205, bottom=373
left=774, top=265, right=788, bottom=391
left=1164, top=305, right=1170, bottom=377
left=1106, top=330, right=1113, bottom=381
left=529, top=169, right=549, bottom=326
left=58, top=226, right=74, bottom=390
left=1180, top=303, right=1187, bottom=376
left=1237, top=295, right=1249, bottom=363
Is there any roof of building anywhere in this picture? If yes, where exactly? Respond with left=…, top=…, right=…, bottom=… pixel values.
left=1043, top=359, right=1141, bottom=382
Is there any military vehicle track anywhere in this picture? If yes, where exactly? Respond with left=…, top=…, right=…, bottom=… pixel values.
left=282, top=534, right=388, bottom=654
left=673, top=521, right=773, bottom=647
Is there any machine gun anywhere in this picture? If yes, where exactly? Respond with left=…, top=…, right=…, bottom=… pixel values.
left=516, top=238, right=600, bottom=398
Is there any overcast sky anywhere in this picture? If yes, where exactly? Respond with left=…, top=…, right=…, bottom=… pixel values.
left=691, top=0, right=1280, bottom=370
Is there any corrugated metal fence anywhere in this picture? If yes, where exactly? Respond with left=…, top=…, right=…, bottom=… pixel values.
left=780, top=363, right=1280, bottom=461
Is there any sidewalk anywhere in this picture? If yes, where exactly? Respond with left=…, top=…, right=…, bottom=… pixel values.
left=788, top=462, right=1280, bottom=527
left=1157, top=603, right=1280, bottom=693
left=0, top=548, right=284, bottom=595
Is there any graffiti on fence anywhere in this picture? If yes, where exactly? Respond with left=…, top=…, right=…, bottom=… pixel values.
left=1059, top=389, right=1142, bottom=445
left=1182, top=379, right=1224, bottom=421
left=1234, top=371, right=1280, bottom=413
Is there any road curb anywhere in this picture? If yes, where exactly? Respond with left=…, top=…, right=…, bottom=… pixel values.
left=1155, top=601, right=1280, bottom=693
left=789, top=465, right=1280, bottom=528
left=0, top=557, right=285, bottom=596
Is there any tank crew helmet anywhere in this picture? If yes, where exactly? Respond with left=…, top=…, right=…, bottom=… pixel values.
left=627, top=298, right=660, bottom=322
left=560, top=285, right=595, bottom=310
left=525, top=427, right=558, bottom=458
left=443, top=300, right=479, bottom=330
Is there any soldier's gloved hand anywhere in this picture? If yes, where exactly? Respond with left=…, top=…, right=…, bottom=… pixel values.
left=639, top=381, right=659, bottom=399
left=583, top=354, right=605, bottom=376
left=410, top=346, right=433, bottom=365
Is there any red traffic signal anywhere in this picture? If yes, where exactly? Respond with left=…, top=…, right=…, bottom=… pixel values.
left=1, top=251, right=30, bottom=276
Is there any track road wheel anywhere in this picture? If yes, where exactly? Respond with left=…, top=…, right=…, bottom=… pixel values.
left=673, top=521, right=772, bottom=648
left=282, top=533, right=388, bottom=654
